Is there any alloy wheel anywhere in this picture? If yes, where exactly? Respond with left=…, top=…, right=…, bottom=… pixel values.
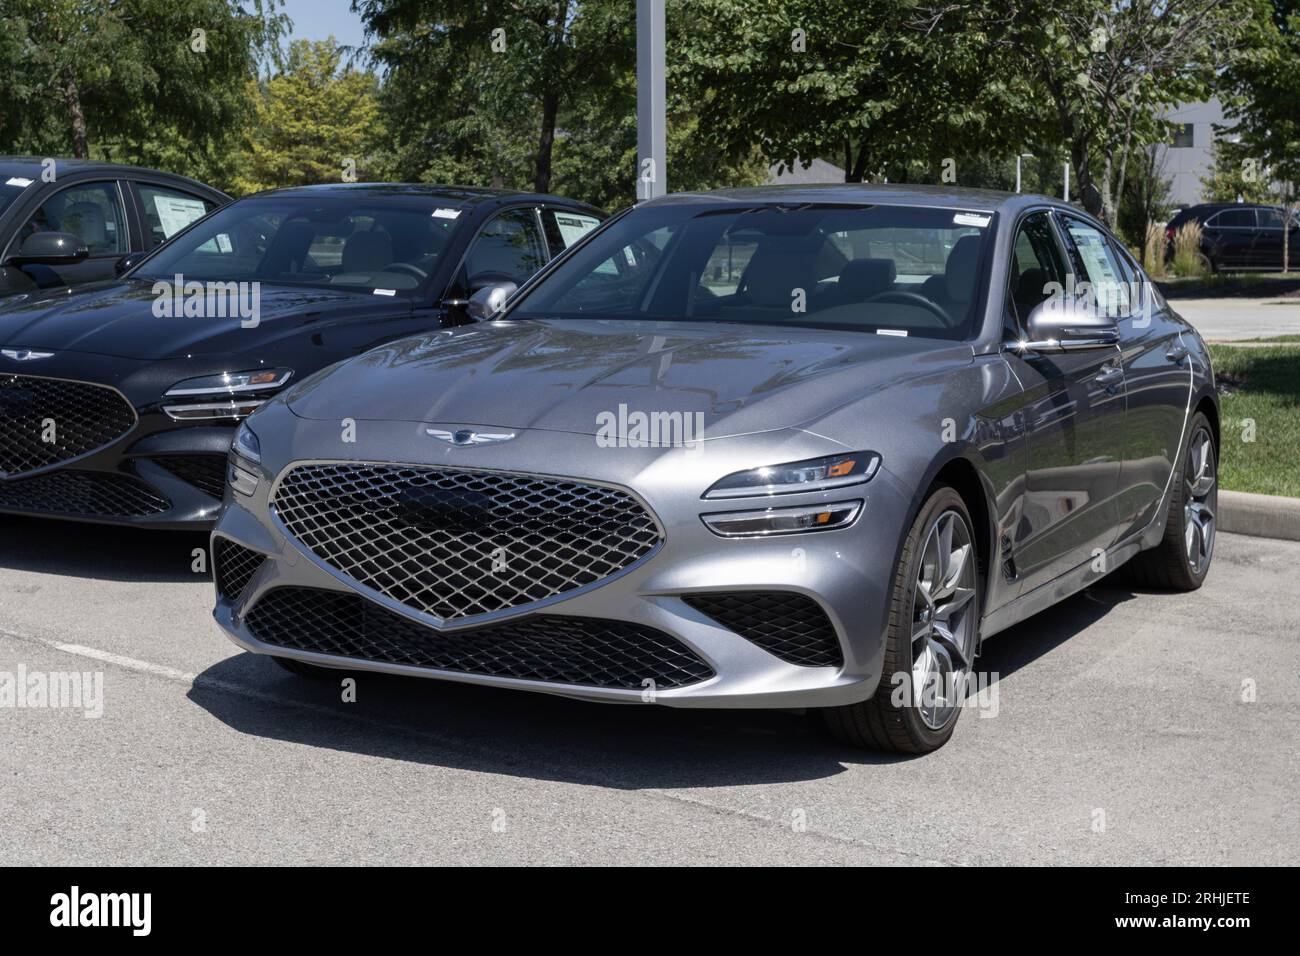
left=1184, top=426, right=1217, bottom=576
left=910, top=509, right=978, bottom=731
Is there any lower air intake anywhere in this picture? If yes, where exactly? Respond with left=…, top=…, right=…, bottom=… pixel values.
left=245, top=586, right=715, bottom=690
left=682, top=592, right=843, bottom=667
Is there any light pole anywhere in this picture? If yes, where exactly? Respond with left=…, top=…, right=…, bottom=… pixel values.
left=1015, top=153, right=1032, bottom=193
left=636, top=0, right=666, bottom=201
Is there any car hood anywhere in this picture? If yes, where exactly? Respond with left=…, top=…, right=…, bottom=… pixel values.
left=0, top=280, right=407, bottom=360
left=285, top=318, right=971, bottom=439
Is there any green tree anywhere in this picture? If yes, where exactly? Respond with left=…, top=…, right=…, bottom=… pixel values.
left=233, top=38, right=383, bottom=193
left=0, top=0, right=285, bottom=181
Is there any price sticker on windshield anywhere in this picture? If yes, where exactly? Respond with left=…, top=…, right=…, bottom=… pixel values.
left=953, top=213, right=991, bottom=228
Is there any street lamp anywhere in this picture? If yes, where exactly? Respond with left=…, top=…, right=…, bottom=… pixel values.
left=1015, top=153, right=1033, bottom=193
left=636, top=0, right=666, bottom=201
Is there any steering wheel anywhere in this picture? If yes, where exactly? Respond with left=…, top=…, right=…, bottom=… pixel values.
left=384, top=262, right=428, bottom=280
left=863, top=290, right=952, bottom=325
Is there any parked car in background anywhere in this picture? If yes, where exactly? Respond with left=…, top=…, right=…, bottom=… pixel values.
left=0, top=183, right=605, bottom=527
left=212, top=184, right=1218, bottom=753
left=0, top=157, right=229, bottom=299
left=1165, top=202, right=1298, bottom=272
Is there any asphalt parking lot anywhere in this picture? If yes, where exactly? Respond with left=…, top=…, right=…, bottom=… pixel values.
left=1, top=515, right=1295, bottom=866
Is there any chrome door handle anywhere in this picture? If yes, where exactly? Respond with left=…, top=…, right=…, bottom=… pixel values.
left=1166, top=343, right=1189, bottom=364
left=1094, top=365, right=1124, bottom=388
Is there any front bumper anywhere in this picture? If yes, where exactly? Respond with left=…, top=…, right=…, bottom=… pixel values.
left=210, top=415, right=917, bottom=709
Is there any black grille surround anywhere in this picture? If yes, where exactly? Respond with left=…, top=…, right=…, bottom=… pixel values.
left=270, top=463, right=663, bottom=623
left=214, top=539, right=266, bottom=601
left=154, top=454, right=229, bottom=500
left=0, top=374, right=136, bottom=478
left=244, top=586, right=716, bottom=690
left=0, top=469, right=169, bottom=518
left=682, top=592, right=844, bottom=667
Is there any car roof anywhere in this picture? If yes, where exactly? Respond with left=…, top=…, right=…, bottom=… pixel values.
left=0, top=156, right=229, bottom=202
left=244, top=182, right=603, bottom=213
left=643, top=182, right=1053, bottom=215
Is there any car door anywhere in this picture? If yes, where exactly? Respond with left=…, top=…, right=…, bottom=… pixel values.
left=1204, top=207, right=1257, bottom=268
left=1104, top=239, right=1194, bottom=540
left=4, top=179, right=131, bottom=287
left=1253, top=206, right=1287, bottom=269
left=1001, top=209, right=1127, bottom=595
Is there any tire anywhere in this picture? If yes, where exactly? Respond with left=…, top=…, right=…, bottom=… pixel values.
left=272, top=656, right=345, bottom=680
left=1198, top=252, right=1216, bottom=275
left=818, top=486, right=981, bottom=753
left=1121, top=412, right=1217, bottom=591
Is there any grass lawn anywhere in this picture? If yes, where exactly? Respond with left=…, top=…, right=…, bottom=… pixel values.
left=1208, top=342, right=1300, bottom=498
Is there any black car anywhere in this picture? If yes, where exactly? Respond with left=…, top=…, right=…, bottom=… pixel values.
left=0, top=157, right=229, bottom=299
left=1165, top=202, right=1298, bottom=272
left=0, top=183, right=605, bottom=527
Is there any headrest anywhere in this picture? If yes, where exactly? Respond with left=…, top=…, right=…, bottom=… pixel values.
left=341, top=230, right=394, bottom=273
left=837, top=258, right=896, bottom=301
left=944, top=235, right=982, bottom=303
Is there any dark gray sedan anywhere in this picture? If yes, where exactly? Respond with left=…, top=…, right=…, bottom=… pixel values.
left=211, top=185, right=1219, bottom=753
left=0, top=157, right=229, bottom=300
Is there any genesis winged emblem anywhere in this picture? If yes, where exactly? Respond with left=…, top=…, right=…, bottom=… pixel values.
left=425, top=427, right=517, bottom=446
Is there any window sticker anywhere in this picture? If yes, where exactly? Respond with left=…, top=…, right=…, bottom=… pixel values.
left=5, top=177, right=34, bottom=188
left=953, top=213, right=991, bottom=228
left=432, top=208, right=462, bottom=220
left=215, top=234, right=233, bottom=253
left=373, top=289, right=397, bottom=296
left=153, top=196, right=208, bottom=239
left=555, top=213, right=601, bottom=248
left=876, top=329, right=909, bottom=337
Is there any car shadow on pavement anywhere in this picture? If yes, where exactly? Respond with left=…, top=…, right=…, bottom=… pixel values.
left=0, top=514, right=210, bottom=583
left=974, top=582, right=1140, bottom=686
left=186, top=584, right=1139, bottom=787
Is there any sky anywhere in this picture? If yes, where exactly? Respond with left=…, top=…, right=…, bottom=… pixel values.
left=279, top=0, right=369, bottom=53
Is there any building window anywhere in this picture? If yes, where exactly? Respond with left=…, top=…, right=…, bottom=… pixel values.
left=1171, top=123, right=1195, bottom=148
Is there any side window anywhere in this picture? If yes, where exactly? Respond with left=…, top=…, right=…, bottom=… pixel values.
left=1214, top=208, right=1256, bottom=228
left=16, top=181, right=127, bottom=256
left=138, top=184, right=217, bottom=248
left=1059, top=215, right=1131, bottom=317
left=700, top=236, right=759, bottom=297
left=463, top=208, right=548, bottom=288
left=1006, top=211, right=1066, bottom=331
left=1258, top=207, right=1285, bottom=229
left=542, top=209, right=601, bottom=257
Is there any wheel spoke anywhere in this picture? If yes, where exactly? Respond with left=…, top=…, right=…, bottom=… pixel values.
left=930, top=624, right=968, bottom=670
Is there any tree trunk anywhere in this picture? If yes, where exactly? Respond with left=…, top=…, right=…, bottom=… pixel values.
left=534, top=88, right=558, bottom=193
left=62, top=67, right=89, bottom=159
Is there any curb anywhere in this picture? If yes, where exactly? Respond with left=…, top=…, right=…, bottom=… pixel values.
left=1219, top=490, right=1300, bottom=542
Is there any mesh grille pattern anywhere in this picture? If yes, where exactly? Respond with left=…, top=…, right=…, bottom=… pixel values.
left=0, top=470, right=169, bottom=517
left=682, top=592, right=843, bottom=667
left=245, top=587, right=715, bottom=689
left=272, top=463, right=662, bottom=622
left=0, top=374, right=136, bottom=478
left=214, top=539, right=266, bottom=601
left=155, top=455, right=229, bottom=499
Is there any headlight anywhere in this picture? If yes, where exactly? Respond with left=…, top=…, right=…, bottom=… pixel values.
left=163, top=368, right=293, bottom=421
left=228, top=422, right=261, bottom=496
left=701, top=501, right=863, bottom=537
left=702, top=452, right=880, bottom=499
left=165, top=368, right=293, bottom=397
left=232, top=422, right=261, bottom=464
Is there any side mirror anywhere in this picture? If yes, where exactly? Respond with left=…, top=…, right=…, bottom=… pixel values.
left=12, top=231, right=89, bottom=265
left=466, top=280, right=518, bottom=321
left=115, top=253, right=143, bottom=276
left=1017, top=297, right=1120, bottom=353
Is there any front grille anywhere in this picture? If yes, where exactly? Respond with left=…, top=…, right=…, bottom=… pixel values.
left=0, top=374, right=136, bottom=478
left=245, top=587, right=715, bottom=690
left=0, top=469, right=169, bottom=518
left=154, top=455, right=229, bottom=499
left=682, top=592, right=843, bottom=667
left=271, top=463, right=662, bottom=623
left=214, top=539, right=266, bottom=601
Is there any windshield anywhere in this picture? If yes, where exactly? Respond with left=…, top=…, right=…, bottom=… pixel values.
left=0, top=179, right=30, bottom=217
left=132, top=194, right=468, bottom=295
left=510, top=202, right=993, bottom=340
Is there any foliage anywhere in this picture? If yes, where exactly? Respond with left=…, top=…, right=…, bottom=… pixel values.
left=231, top=38, right=383, bottom=194
left=1172, top=220, right=1206, bottom=276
